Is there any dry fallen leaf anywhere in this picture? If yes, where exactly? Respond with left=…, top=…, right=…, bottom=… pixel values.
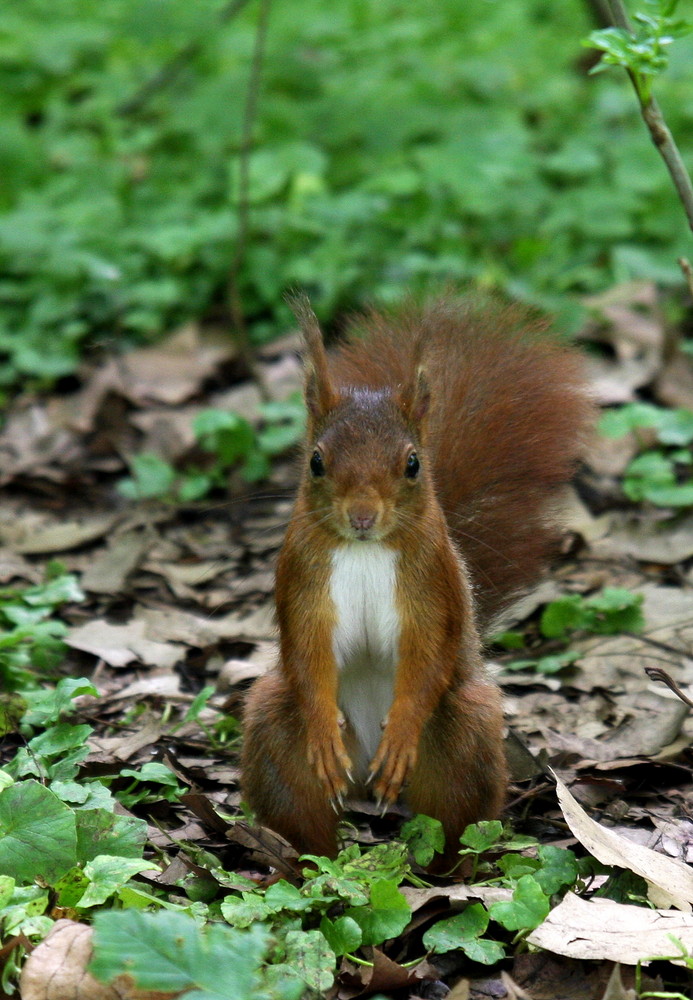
left=0, top=511, right=120, bottom=554
left=527, top=892, right=693, bottom=964
left=554, top=771, right=693, bottom=910
left=66, top=618, right=184, bottom=669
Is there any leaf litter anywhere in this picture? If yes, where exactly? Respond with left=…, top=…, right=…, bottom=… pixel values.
left=2, top=287, right=693, bottom=998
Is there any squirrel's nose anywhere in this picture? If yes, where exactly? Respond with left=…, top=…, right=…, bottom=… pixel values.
left=349, top=511, right=377, bottom=533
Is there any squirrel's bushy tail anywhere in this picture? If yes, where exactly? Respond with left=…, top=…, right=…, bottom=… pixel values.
left=330, top=297, right=594, bottom=629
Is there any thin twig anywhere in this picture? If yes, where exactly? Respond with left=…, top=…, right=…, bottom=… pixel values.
left=678, top=256, right=693, bottom=298
left=117, top=0, right=253, bottom=116
left=227, top=0, right=273, bottom=398
left=606, top=0, right=693, bottom=235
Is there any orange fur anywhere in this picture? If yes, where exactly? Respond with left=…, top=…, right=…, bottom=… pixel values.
left=241, top=296, right=593, bottom=865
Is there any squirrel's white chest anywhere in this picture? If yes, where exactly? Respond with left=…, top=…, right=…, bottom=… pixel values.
left=329, top=544, right=401, bottom=777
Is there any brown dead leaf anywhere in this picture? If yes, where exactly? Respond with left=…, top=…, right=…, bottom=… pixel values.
left=338, top=949, right=439, bottom=999
left=401, top=884, right=512, bottom=913
left=527, top=892, right=693, bottom=964
left=77, top=325, right=237, bottom=417
left=554, top=771, right=693, bottom=910
left=655, top=348, right=693, bottom=410
left=600, top=964, right=637, bottom=1000
left=590, top=512, right=693, bottom=564
left=0, top=510, right=120, bottom=554
left=0, top=547, right=41, bottom=584
left=82, top=529, right=153, bottom=594
left=582, top=281, right=664, bottom=402
left=67, top=618, right=184, bottom=669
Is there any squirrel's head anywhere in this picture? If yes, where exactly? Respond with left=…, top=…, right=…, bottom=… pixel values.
left=292, top=295, right=431, bottom=543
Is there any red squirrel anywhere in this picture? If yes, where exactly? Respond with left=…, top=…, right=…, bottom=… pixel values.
left=241, top=296, right=592, bottom=863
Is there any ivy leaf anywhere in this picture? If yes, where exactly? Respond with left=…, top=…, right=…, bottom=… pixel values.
left=283, top=929, right=336, bottom=993
left=118, top=453, right=176, bottom=500
left=221, top=892, right=272, bottom=928
left=74, top=807, right=148, bottom=864
left=78, top=855, right=155, bottom=908
left=540, top=594, right=591, bottom=639
left=345, top=879, right=411, bottom=946
left=0, top=779, right=77, bottom=884
left=319, top=914, right=362, bottom=956
left=400, top=814, right=446, bottom=866
left=489, top=875, right=550, bottom=932
left=534, top=845, right=579, bottom=896
left=90, top=910, right=270, bottom=999
left=423, top=902, right=489, bottom=952
left=265, top=880, right=315, bottom=913
left=459, top=820, right=504, bottom=853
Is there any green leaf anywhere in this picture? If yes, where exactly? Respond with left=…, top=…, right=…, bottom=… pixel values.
left=345, top=879, right=411, bottom=946
left=0, top=875, right=16, bottom=907
left=22, top=677, right=97, bottom=727
left=283, top=929, right=336, bottom=992
left=319, top=914, right=362, bottom=956
left=586, top=587, right=644, bottom=633
left=118, top=453, right=176, bottom=500
left=461, top=936, right=506, bottom=964
left=265, top=880, right=315, bottom=913
left=28, top=722, right=92, bottom=759
left=423, top=902, right=489, bottom=952
left=90, top=910, right=270, bottom=999
left=489, top=875, right=550, bottom=931
left=74, top=808, right=147, bottom=864
left=540, top=594, right=591, bottom=639
left=0, top=779, right=77, bottom=884
left=534, top=845, right=579, bottom=895
left=459, top=820, right=504, bottom=853
left=221, top=892, right=272, bottom=928
left=22, top=574, right=84, bottom=607
left=119, top=761, right=184, bottom=789
left=78, top=855, right=155, bottom=908
left=400, top=814, right=446, bottom=866
left=506, top=649, right=580, bottom=674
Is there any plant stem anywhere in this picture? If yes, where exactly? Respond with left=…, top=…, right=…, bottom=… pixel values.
left=117, top=0, right=254, bottom=116
left=606, top=0, right=693, bottom=234
left=227, top=0, right=273, bottom=398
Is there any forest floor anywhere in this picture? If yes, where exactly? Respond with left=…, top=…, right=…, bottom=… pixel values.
left=2, top=282, right=693, bottom=999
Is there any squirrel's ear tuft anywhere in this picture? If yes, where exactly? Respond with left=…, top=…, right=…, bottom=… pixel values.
left=288, top=293, right=338, bottom=421
left=399, top=364, right=430, bottom=426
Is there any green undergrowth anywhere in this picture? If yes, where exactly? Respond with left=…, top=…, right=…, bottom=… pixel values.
left=600, top=401, right=693, bottom=507
left=0, top=673, right=601, bottom=997
left=496, top=584, right=645, bottom=675
left=118, top=392, right=306, bottom=501
left=2, top=0, right=693, bottom=392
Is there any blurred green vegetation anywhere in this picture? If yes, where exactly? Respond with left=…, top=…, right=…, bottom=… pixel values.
left=1, top=0, right=692, bottom=387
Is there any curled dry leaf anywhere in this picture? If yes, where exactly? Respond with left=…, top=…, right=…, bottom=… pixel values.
left=527, top=892, right=693, bottom=965
left=19, top=919, right=178, bottom=1000
left=553, top=771, right=693, bottom=910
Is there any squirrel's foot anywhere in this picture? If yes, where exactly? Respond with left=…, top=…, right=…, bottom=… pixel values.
left=368, top=730, right=418, bottom=805
left=306, top=729, right=352, bottom=804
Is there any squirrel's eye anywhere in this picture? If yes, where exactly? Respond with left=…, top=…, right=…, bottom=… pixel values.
left=405, top=452, right=420, bottom=479
left=310, top=450, right=325, bottom=477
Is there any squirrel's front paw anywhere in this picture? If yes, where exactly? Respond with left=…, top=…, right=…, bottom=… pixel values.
left=368, top=730, right=418, bottom=806
left=306, top=727, right=352, bottom=805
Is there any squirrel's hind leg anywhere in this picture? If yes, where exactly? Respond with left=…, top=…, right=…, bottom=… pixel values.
left=405, top=679, right=507, bottom=868
left=241, top=671, right=339, bottom=857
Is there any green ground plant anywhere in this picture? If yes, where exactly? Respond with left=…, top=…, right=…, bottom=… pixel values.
left=600, top=402, right=693, bottom=506
left=497, top=586, right=644, bottom=675
left=0, top=680, right=596, bottom=997
left=2, top=0, right=693, bottom=392
left=118, top=392, right=306, bottom=501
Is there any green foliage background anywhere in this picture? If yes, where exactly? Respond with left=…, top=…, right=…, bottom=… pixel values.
left=2, top=0, right=693, bottom=385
